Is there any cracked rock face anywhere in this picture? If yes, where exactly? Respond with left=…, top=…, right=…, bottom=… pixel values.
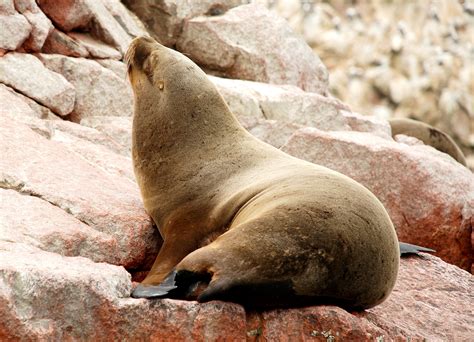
left=0, top=1, right=473, bottom=341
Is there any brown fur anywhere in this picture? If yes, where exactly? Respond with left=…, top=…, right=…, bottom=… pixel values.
left=389, top=118, right=467, bottom=166
left=126, top=36, right=399, bottom=309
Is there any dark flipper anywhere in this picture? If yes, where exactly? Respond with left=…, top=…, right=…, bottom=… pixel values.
left=399, top=242, right=435, bottom=257
left=131, top=270, right=178, bottom=299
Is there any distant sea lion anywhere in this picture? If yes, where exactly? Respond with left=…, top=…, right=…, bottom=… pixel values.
left=389, top=118, right=467, bottom=166
left=126, top=36, right=400, bottom=310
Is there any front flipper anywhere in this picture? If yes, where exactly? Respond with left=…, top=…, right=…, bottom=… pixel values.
left=131, top=270, right=178, bottom=299
left=399, top=242, right=435, bottom=257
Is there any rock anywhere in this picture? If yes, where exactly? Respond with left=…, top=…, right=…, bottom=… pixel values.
left=14, top=0, right=54, bottom=51
left=0, top=116, right=159, bottom=269
left=1, top=243, right=471, bottom=340
left=49, top=121, right=135, bottom=180
left=38, top=54, right=133, bottom=121
left=0, top=241, right=133, bottom=341
left=247, top=255, right=474, bottom=341
left=282, top=128, right=474, bottom=271
left=85, top=0, right=132, bottom=55
left=80, top=116, right=132, bottom=155
left=122, top=0, right=242, bottom=47
left=0, top=189, right=117, bottom=261
left=42, top=29, right=89, bottom=57
left=0, top=83, right=59, bottom=120
left=177, top=4, right=328, bottom=94
left=68, top=32, right=121, bottom=59
left=95, top=59, right=127, bottom=78
left=37, top=0, right=93, bottom=32
left=0, top=1, right=31, bottom=51
left=247, top=120, right=303, bottom=149
left=0, top=52, right=75, bottom=116
left=38, top=0, right=134, bottom=55
left=101, top=0, right=149, bottom=38
left=210, top=76, right=382, bottom=135
left=49, top=119, right=130, bottom=157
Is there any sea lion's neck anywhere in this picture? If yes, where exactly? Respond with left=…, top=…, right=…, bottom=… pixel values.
left=132, top=84, right=246, bottom=168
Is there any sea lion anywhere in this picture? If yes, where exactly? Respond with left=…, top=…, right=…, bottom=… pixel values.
left=126, top=36, right=400, bottom=310
left=389, top=118, right=467, bottom=166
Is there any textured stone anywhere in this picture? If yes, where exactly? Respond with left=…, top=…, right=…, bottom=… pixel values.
left=247, top=255, right=473, bottom=341
left=122, top=0, right=242, bottom=47
left=0, top=1, right=31, bottom=51
left=37, top=0, right=92, bottom=31
left=0, top=116, right=159, bottom=269
left=49, top=121, right=135, bottom=180
left=102, top=0, right=148, bottom=38
left=247, top=120, right=302, bottom=149
left=38, top=0, right=132, bottom=55
left=178, top=4, right=328, bottom=94
left=42, top=29, right=89, bottom=57
left=282, top=128, right=474, bottom=271
left=69, top=32, right=121, bottom=59
left=38, top=54, right=133, bottom=121
left=210, top=76, right=360, bottom=133
left=14, top=0, right=54, bottom=51
left=0, top=52, right=75, bottom=116
left=0, top=189, right=117, bottom=261
left=80, top=116, right=132, bottom=156
left=96, top=59, right=127, bottom=78
left=0, top=83, right=59, bottom=120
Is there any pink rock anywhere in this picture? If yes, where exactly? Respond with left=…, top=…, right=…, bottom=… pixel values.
left=0, top=52, right=75, bottom=116
left=38, top=54, right=133, bottom=121
left=38, top=0, right=133, bottom=55
left=42, top=29, right=89, bottom=57
left=68, top=32, right=121, bottom=59
left=37, top=0, right=93, bottom=32
left=49, top=119, right=130, bottom=157
left=0, top=0, right=31, bottom=51
left=0, top=83, right=59, bottom=120
left=247, top=120, right=303, bottom=149
left=14, top=0, right=54, bottom=51
left=178, top=4, right=328, bottom=94
left=80, top=116, right=132, bottom=156
left=49, top=120, right=135, bottom=180
left=96, top=59, right=128, bottom=78
left=0, top=189, right=117, bottom=261
left=247, top=255, right=473, bottom=341
left=282, top=128, right=474, bottom=271
left=0, top=116, right=160, bottom=269
left=122, top=0, right=242, bottom=46
left=210, top=76, right=382, bottom=136
left=102, top=0, right=148, bottom=38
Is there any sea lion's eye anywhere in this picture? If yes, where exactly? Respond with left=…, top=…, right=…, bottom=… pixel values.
left=158, top=81, right=164, bottom=90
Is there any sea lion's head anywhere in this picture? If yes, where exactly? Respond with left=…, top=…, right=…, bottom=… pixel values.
left=125, top=36, right=225, bottom=120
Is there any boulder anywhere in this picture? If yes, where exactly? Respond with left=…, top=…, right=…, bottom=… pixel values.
left=282, top=128, right=474, bottom=271
left=42, top=29, right=90, bottom=58
left=0, top=52, right=75, bottom=116
left=122, top=0, right=241, bottom=47
left=0, top=83, right=59, bottom=120
left=0, top=116, right=159, bottom=269
left=68, top=32, right=121, bottom=59
left=0, top=0, right=31, bottom=51
left=80, top=116, right=132, bottom=155
left=38, top=54, right=133, bottom=121
left=0, top=243, right=471, bottom=341
left=177, top=4, right=328, bottom=94
left=37, top=0, right=134, bottom=55
left=14, top=0, right=54, bottom=51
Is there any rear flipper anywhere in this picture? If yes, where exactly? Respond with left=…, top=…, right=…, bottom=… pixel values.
left=399, top=242, right=435, bottom=257
left=131, top=269, right=211, bottom=299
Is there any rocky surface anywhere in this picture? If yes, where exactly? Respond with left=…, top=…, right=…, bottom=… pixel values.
left=1, top=0, right=473, bottom=340
left=265, top=0, right=474, bottom=169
